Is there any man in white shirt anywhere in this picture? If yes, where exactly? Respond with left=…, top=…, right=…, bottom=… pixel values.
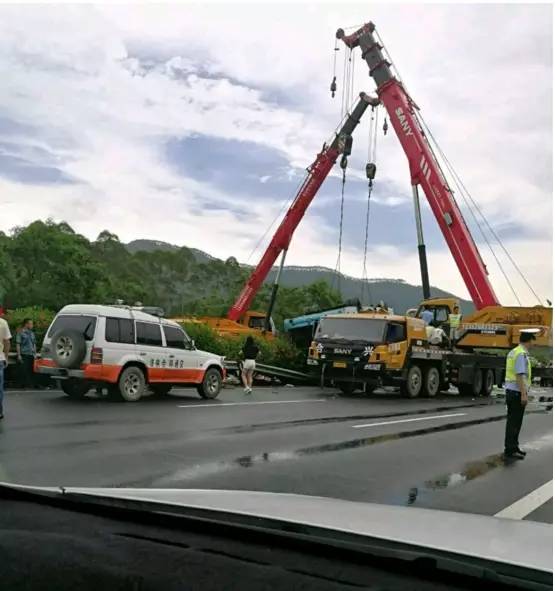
left=0, top=306, right=12, bottom=419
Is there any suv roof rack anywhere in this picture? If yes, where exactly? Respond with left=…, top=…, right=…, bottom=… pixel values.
left=107, top=303, right=165, bottom=317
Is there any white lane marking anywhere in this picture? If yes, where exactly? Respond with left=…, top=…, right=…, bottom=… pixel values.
left=494, top=480, right=553, bottom=520
left=177, top=399, right=328, bottom=409
left=352, top=412, right=467, bottom=429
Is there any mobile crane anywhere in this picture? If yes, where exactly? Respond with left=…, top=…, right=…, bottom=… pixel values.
left=175, top=92, right=379, bottom=338
left=307, top=21, right=552, bottom=398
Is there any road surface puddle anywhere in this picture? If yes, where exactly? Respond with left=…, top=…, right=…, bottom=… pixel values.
left=406, top=432, right=553, bottom=505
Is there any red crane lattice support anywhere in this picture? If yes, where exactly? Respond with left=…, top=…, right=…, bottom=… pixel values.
left=228, top=92, right=379, bottom=322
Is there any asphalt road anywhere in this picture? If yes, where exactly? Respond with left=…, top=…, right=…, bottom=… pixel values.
left=0, top=384, right=552, bottom=524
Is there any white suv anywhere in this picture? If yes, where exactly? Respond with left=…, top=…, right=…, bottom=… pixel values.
left=35, top=304, right=225, bottom=402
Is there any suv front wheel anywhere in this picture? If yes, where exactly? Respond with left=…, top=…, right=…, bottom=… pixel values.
left=116, top=366, right=146, bottom=402
left=197, top=368, right=222, bottom=399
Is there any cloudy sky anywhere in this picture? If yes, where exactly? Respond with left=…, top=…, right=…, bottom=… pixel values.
left=0, top=3, right=552, bottom=305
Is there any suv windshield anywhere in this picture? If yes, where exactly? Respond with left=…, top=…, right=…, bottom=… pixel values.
left=47, top=315, right=97, bottom=341
left=315, top=318, right=386, bottom=342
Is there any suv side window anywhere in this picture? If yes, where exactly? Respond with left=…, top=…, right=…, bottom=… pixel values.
left=163, top=325, right=186, bottom=350
left=136, top=322, right=163, bottom=346
left=105, top=317, right=135, bottom=344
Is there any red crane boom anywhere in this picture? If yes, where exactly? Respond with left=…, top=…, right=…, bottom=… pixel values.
left=337, top=23, right=500, bottom=310
left=228, top=92, right=377, bottom=322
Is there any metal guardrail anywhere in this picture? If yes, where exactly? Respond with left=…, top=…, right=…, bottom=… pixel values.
left=224, top=360, right=315, bottom=384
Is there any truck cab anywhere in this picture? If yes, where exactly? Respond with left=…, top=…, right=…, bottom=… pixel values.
left=307, top=312, right=427, bottom=395
left=414, top=297, right=459, bottom=330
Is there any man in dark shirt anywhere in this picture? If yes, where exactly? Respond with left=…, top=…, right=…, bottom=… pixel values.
left=16, top=318, right=37, bottom=389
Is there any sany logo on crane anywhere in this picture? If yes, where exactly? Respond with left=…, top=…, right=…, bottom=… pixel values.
left=394, top=107, right=413, bottom=137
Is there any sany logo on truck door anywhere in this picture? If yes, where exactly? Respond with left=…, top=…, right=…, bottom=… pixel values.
left=395, top=107, right=413, bottom=137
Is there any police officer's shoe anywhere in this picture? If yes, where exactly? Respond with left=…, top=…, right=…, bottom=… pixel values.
left=516, top=448, right=527, bottom=456
left=504, top=450, right=525, bottom=460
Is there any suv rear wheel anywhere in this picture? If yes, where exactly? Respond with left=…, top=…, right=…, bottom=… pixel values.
left=197, top=368, right=222, bottom=399
left=60, top=379, right=90, bottom=399
left=116, top=366, right=146, bottom=402
left=51, top=330, right=87, bottom=369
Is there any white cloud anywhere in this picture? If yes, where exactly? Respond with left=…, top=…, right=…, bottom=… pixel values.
left=0, top=3, right=551, bottom=307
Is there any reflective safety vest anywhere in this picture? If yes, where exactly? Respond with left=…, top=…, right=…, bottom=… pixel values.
left=505, top=344, right=531, bottom=387
left=448, top=313, right=462, bottom=328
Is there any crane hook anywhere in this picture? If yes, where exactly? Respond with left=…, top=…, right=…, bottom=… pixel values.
left=330, top=76, right=337, bottom=98
left=366, top=162, right=377, bottom=187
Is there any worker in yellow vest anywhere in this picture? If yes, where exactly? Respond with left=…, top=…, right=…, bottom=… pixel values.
left=448, top=305, right=462, bottom=342
left=503, top=330, right=537, bottom=459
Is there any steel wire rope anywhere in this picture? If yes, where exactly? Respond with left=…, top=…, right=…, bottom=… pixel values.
left=374, top=24, right=535, bottom=304
left=417, top=113, right=542, bottom=305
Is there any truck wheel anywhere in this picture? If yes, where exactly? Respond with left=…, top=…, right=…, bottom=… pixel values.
left=480, top=369, right=494, bottom=397
left=117, top=366, right=146, bottom=402
left=197, top=368, right=222, bottom=399
left=51, top=330, right=87, bottom=369
left=424, top=367, right=440, bottom=398
left=401, top=365, right=422, bottom=398
left=459, top=369, right=483, bottom=397
left=364, top=382, right=377, bottom=396
left=60, top=379, right=90, bottom=399
left=338, top=383, right=356, bottom=396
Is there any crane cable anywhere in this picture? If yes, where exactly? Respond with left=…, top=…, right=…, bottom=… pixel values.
left=245, top=172, right=309, bottom=264
left=375, top=24, right=541, bottom=305
left=333, top=168, right=347, bottom=293
left=417, top=113, right=542, bottom=305
left=340, top=46, right=348, bottom=119
left=360, top=106, right=379, bottom=303
left=333, top=45, right=356, bottom=293
left=413, top=108, right=522, bottom=304
left=418, top=114, right=522, bottom=304
left=350, top=49, right=356, bottom=111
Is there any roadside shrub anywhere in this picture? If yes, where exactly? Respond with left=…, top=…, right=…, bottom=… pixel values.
left=5, top=306, right=55, bottom=347
left=181, top=322, right=305, bottom=371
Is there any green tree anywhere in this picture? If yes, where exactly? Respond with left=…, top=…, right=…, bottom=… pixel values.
left=6, top=220, right=107, bottom=309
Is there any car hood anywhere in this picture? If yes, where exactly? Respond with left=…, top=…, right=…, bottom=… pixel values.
left=2, top=483, right=551, bottom=576
left=193, top=349, right=223, bottom=362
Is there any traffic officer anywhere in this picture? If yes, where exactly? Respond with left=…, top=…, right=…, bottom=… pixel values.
left=503, top=329, right=538, bottom=459
left=448, top=305, right=462, bottom=342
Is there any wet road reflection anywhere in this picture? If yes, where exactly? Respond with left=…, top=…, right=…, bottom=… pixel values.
left=148, top=407, right=551, bottom=487
left=406, top=432, right=554, bottom=506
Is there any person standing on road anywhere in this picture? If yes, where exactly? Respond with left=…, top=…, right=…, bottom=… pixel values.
left=503, top=330, right=537, bottom=459
left=16, top=318, right=37, bottom=389
left=448, top=305, right=462, bottom=343
left=0, top=306, right=12, bottom=419
left=241, top=335, right=259, bottom=395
